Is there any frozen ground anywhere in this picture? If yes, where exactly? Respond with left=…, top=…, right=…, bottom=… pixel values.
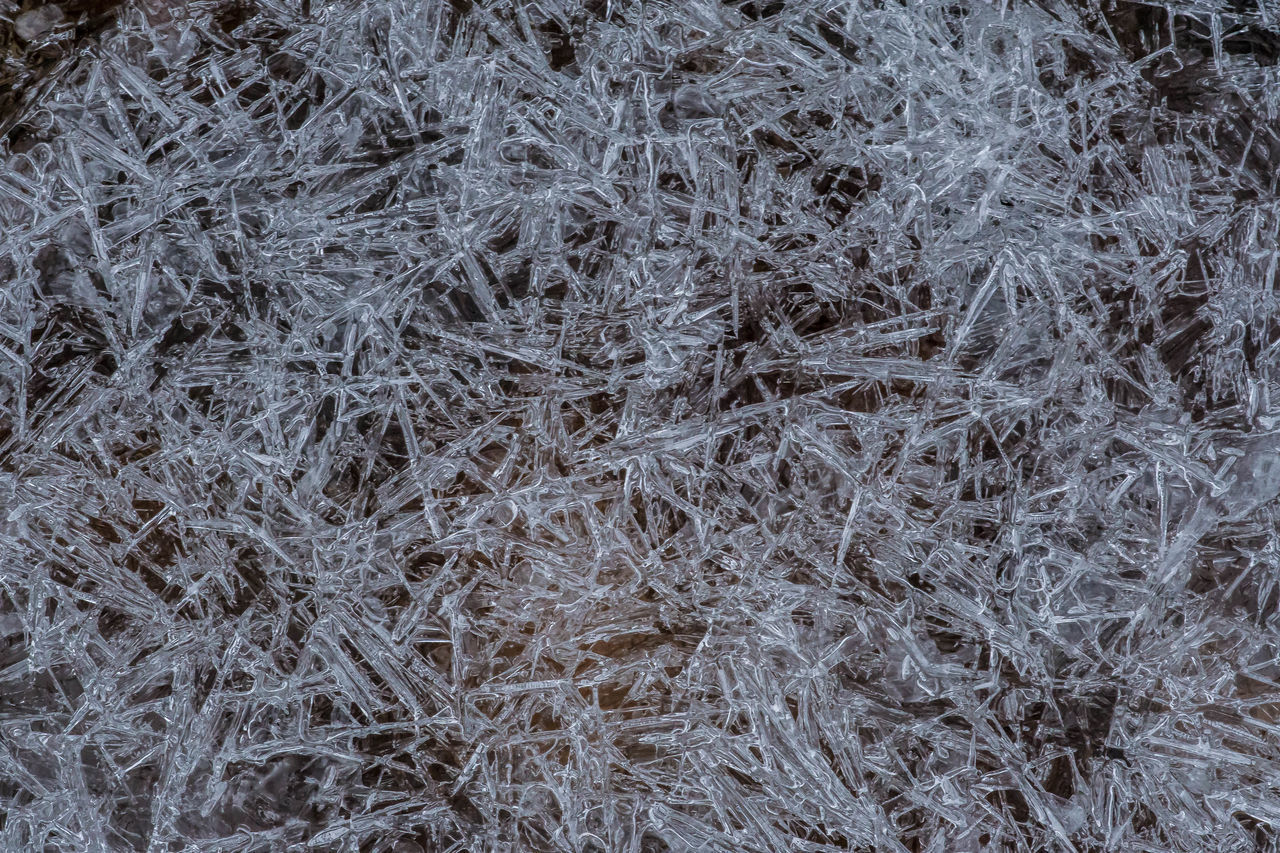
left=2, top=0, right=1280, bottom=850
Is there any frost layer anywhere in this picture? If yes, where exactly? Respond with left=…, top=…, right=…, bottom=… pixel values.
left=2, top=0, right=1280, bottom=850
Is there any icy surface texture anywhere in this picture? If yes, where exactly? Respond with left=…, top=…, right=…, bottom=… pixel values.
left=2, top=0, right=1280, bottom=850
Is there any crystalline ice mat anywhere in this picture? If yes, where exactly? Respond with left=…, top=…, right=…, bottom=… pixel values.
left=1, top=0, right=1279, bottom=850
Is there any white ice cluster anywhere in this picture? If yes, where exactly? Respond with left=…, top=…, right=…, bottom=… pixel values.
left=2, top=0, right=1280, bottom=850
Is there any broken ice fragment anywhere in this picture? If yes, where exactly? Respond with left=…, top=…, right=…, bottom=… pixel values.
left=673, top=86, right=722, bottom=121
left=1212, top=436, right=1280, bottom=522
left=14, top=5, right=63, bottom=42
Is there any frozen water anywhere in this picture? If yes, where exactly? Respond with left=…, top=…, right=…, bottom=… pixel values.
left=2, top=0, right=1280, bottom=850
left=13, top=5, right=64, bottom=42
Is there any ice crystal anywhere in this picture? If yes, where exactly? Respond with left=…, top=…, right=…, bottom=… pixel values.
left=2, top=0, right=1280, bottom=850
